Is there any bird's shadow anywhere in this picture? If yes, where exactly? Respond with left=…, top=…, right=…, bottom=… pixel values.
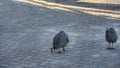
left=106, top=47, right=116, bottom=50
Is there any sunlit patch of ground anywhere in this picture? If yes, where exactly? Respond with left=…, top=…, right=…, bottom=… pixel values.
left=89, top=25, right=100, bottom=30
left=77, top=0, right=120, bottom=4
left=13, top=0, right=120, bottom=19
left=67, top=23, right=76, bottom=27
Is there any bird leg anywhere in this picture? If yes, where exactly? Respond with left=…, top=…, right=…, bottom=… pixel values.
left=111, top=42, right=115, bottom=50
left=107, top=43, right=111, bottom=50
left=51, top=48, right=54, bottom=53
left=57, top=48, right=61, bottom=54
left=63, top=47, right=65, bottom=51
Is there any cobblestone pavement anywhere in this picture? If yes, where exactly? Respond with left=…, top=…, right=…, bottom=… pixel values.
left=0, top=0, right=120, bottom=68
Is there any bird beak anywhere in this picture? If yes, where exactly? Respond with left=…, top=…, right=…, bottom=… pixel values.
left=106, top=27, right=108, bottom=30
left=51, top=48, right=54, bottom=53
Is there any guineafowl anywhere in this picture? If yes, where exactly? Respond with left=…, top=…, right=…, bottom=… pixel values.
left=105, top=27, right=118, bottom=50
left=51, top=31, right=69, bottom=53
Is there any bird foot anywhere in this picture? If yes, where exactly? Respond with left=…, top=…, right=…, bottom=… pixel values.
left=106, top=47, right=111, bottom=50
left=57, top=51, right=62, bottom=54
left=106, top=47, right=115, bottom=50
left=111, top=48, right=115, bottom=50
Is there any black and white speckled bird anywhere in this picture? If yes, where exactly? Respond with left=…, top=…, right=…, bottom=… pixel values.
left=105, top=27, right=118, bottom=50
left=51, top=31, right=69, bottom=53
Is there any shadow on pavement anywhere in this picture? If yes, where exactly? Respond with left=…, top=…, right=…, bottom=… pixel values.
left=45, top=0, right=120, bottom=11
left=76, top=1, right=120, bottom=11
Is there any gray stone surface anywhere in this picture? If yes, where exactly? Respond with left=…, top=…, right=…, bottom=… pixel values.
left=0, top=0, right=120, bottom=68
